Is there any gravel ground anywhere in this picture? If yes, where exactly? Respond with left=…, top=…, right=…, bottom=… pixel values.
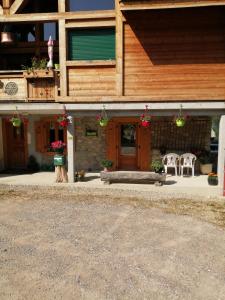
left=0, top=187, right=225, bottom=300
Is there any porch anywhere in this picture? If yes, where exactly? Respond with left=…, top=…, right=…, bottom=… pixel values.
left=0, top=172, right=220, bottom=198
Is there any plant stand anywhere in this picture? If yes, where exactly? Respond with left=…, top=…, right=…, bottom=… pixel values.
left=55, top=166, right=68, bottom=183
left=54, top=154, right=68, bottom=183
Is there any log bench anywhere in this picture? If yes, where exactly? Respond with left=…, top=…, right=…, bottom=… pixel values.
left=100, top=171, right=166, bottom=186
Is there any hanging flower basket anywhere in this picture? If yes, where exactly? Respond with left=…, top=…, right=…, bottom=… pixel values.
left=140, top=105, right=151, bottom=127
left=57, top=114, right=70, bottom=128
left=10, top=117, right=22, bottom=127
left=175, top=117, right=186, bottom=128
left=97, top=105, right=109, bottom=127
left=174, top=105, right=188, bottom=128
left=9, top=107, right=25, bottom=128
left=99, top=119, right=109, bottom=127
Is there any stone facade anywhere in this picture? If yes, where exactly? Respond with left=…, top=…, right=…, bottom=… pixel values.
left=74, top=117, right=106, bottom=171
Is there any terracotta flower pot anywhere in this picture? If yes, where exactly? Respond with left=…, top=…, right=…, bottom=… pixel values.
left=176, top=118, right=185, bottom=127
left=141, top=120, right=150, bottom=127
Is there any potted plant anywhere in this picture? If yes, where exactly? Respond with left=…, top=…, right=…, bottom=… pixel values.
left=140, top=105, right=151, bottom=127
left=101, top=159, right=113, bottom=172
left=174, top=104, right=188, bottom=127
left=198, top=150, right=213, bottom=175
left=151, top=160, right=164, bottom=173
left=98, top=117, right=108, bottom=127
left=51, top=140, right=66, bottom=166
left=57, top=113, right=71, bottom=128
left=22, top=57, right=54, bottom=78
left=10, top=116, right=22, bottom=127
left=96, top=105, right=109, bottom=127
left=208, top=173, right=218, bottom=186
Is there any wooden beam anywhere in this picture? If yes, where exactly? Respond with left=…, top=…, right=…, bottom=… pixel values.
left=116, top=0, right=124, bottom=96
left=120, top=0, right=225, bottom=10
left=10, top=0, right=29, bottom=14
left=58, top=0, right=66, bottom=13
left=66, top=60, right=116, bottom=67
left=58, top=19, right=67, bottom=97
left=0, top=10, right=116, bottom=22
left=65, top=19, right=116, bottom=28
left=3, top=0, right=12, bottom=15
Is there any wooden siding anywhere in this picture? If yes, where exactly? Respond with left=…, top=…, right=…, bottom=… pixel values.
left=68, top=66, right=116, bottom=97
left=124, top=8, right=225, bottom=100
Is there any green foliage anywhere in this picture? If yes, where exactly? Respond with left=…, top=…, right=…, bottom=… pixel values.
left=27, top=155, right=40, bottom=173
left=101, top=159, right=113, bottom=169
left=151, top=160, right=164, bottom=173
left=22, top=57, right=47, bottom=71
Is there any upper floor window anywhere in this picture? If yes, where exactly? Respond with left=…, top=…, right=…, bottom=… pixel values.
left=68, top=0, right=115, bottom=11
left=68, top=28, right=115, bottom=61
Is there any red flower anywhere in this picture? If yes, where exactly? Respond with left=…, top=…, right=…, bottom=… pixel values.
left=51, top=140, right=66, bottom=150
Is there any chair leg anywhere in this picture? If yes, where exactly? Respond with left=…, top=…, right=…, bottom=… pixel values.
left=175, top=167, right=177, bottom=176
left=192, top=167, right=194, bottom=177
left=181, top=167, right=183, bottom=176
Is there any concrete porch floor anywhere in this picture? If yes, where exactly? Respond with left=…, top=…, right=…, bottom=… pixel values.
left=0, top=172, right=221, bottom=198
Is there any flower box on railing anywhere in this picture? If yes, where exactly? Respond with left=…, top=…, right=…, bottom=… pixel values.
left=23, top=69, right=54, bottom=79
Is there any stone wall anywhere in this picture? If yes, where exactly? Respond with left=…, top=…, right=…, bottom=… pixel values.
left=74, top=117, right=106, bottom=171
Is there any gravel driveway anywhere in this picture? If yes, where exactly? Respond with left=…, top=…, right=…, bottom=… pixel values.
left=0, top=187, right=225, bottom=300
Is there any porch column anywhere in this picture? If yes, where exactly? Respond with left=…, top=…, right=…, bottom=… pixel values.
left=218, top=115, right=225, bottom=194
left=67, top=116, right=75, bottom=183
left=0, top=118, right=4, bottom=171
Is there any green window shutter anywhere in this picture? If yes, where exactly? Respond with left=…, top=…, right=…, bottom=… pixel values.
left=68, top=28, right=115, bottom=60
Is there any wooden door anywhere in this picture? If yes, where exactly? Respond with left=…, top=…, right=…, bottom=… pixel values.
left=3, top=121, right=28, bottom=170
left=119, top=123, right=138, bottom=170
left=106, top=118, right=151, bottom=171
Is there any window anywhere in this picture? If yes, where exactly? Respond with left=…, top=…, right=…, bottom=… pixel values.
left=35, top=119, right=67, bottom=154
left=44, top=22, right=57, bottom=41
left=68, top=28, right=115, bottom=61
left=68, top=0, right=115, bottom=11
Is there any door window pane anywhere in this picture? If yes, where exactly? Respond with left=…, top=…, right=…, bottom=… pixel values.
left=121, top=124, right=136, bottom=155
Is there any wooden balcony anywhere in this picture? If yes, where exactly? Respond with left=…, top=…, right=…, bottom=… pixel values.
left=0, top=70, right=59, bottom=102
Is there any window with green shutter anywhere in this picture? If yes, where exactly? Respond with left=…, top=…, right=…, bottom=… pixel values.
left=68, top=28, right=115, bottom=61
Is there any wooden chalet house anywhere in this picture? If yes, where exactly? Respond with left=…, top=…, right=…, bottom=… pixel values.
left=0, top=0, right=225, bottom=190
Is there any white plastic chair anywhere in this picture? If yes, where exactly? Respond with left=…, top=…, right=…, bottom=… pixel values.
left=180, top=153, right=196, bottom=177
left=162, top=153, right=180, bottom=176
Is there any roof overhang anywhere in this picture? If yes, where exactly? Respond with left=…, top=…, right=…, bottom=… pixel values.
left=0, top=102, right=225, bottom=117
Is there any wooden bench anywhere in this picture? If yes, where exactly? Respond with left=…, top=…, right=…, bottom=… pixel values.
left=100, top=171, right=166, bottom=186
